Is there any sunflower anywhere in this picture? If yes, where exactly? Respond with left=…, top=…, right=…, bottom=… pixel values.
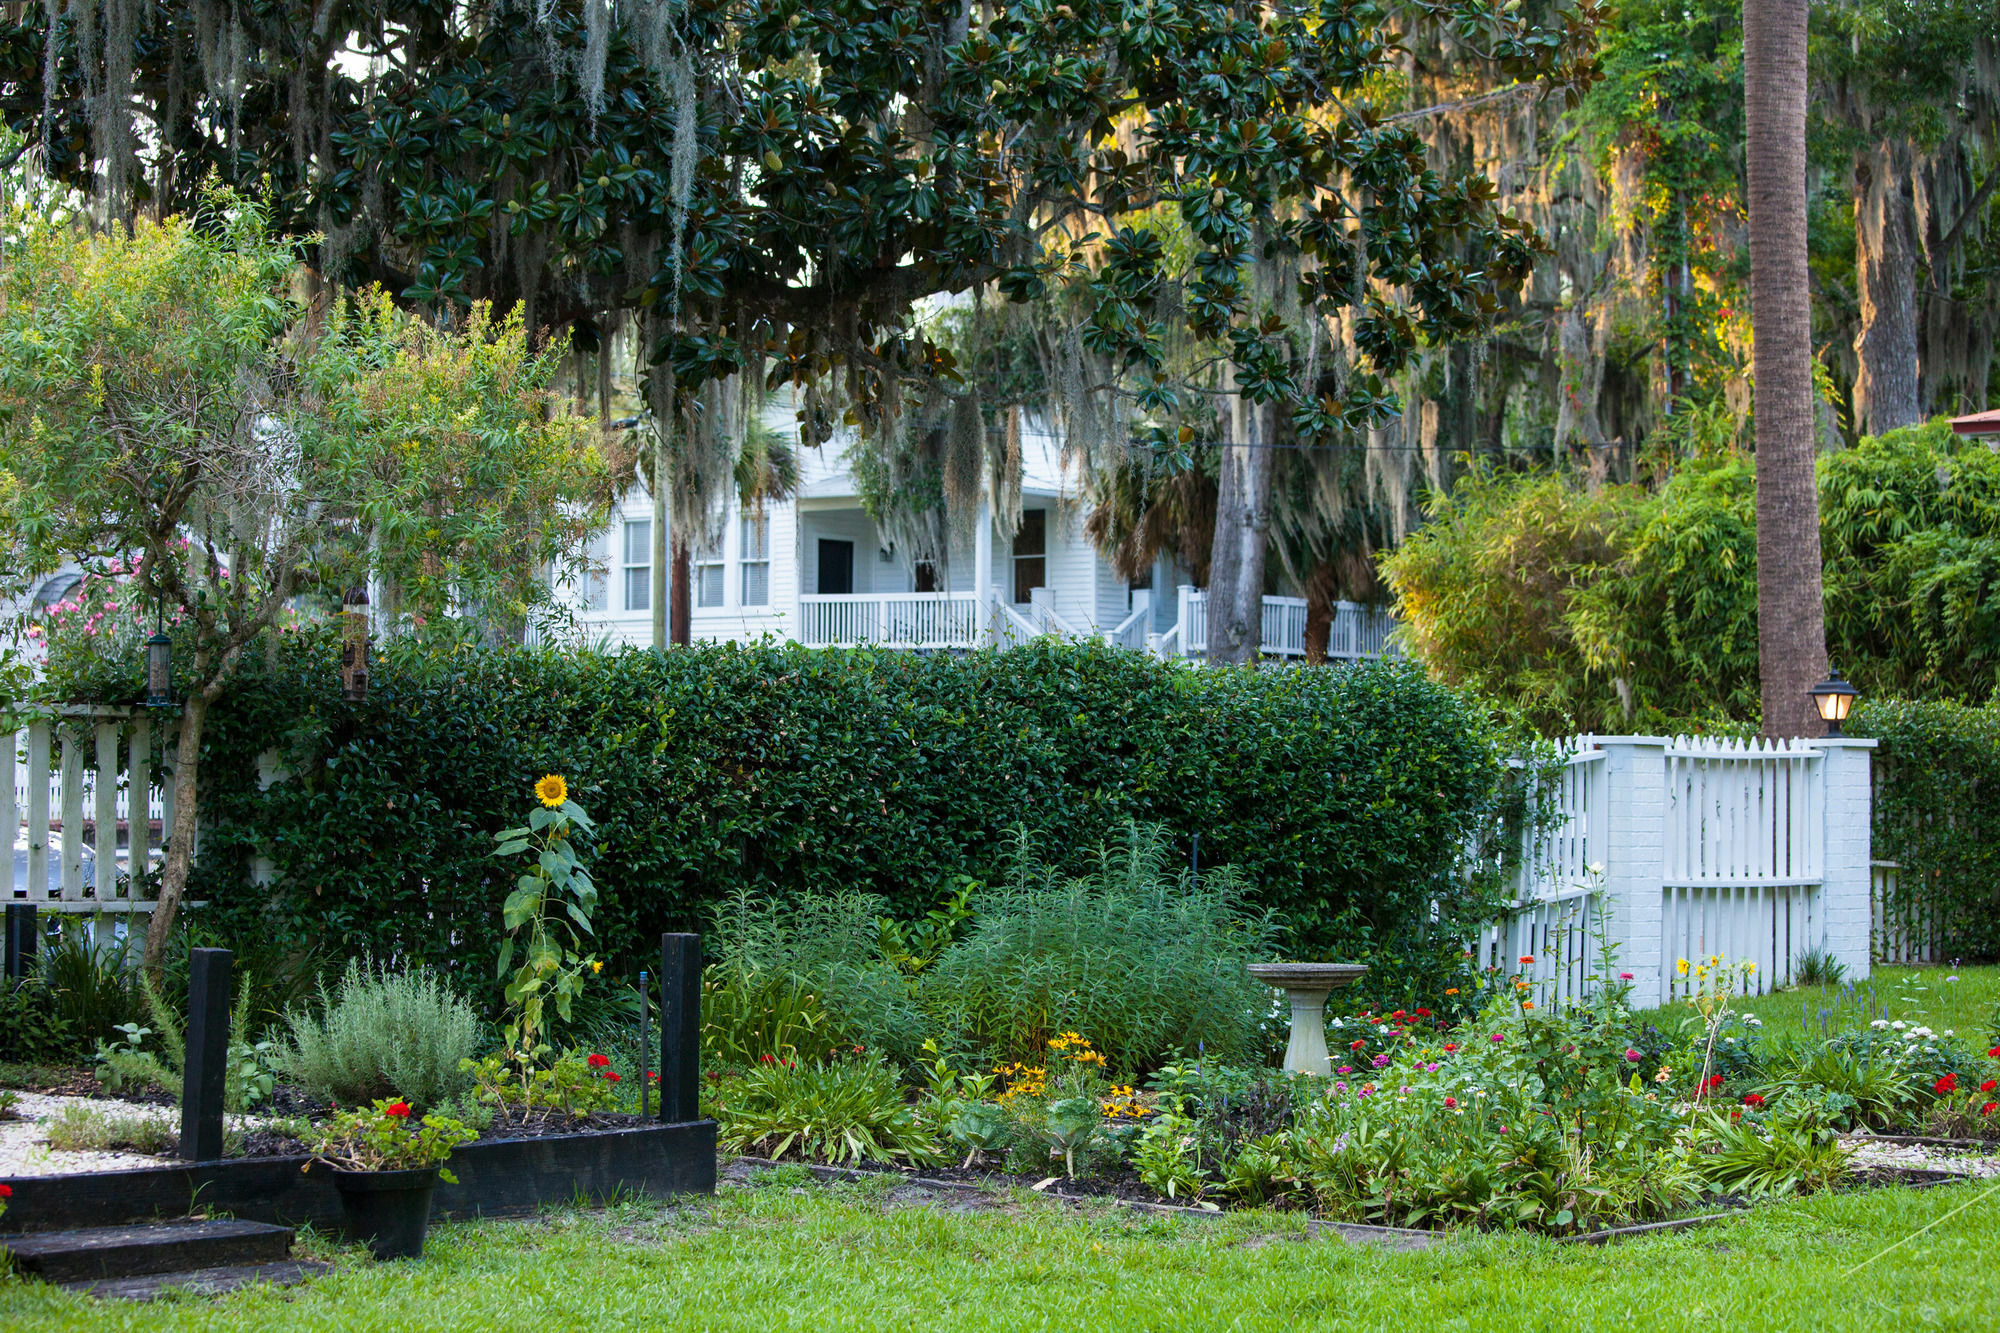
left=534, top=774, right=568, bottom=808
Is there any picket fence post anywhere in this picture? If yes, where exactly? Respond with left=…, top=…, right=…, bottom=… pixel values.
left=1593, top=738, right=1669, bottom=1005
left=1818, top=737, right=1876, bottom=982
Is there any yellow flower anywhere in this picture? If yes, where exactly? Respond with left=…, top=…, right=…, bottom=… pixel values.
left=535, top=774, right=568, bottom=808
left=1676, top=958, right=1690, bottom=976
left=1445, top=988, right=1460, bottom=996
left=590, top=960, right=603, bottom=975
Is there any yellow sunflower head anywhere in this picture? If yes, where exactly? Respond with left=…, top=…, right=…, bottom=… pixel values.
left=535, top=774, right=568, bottom=809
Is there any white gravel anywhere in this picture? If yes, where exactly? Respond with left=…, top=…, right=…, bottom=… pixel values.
left=0, top=1091, right=293, bottom=1179
left=1846, top=1136, right=2000, bottom=1179
left=0, top=1091, right=180, bottom=1177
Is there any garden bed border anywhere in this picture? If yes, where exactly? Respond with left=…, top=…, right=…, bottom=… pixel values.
left=0, top=1120, right=718, bottom=1235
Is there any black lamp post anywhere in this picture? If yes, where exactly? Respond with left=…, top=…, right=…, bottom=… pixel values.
left=145, top=594, right=173, bottom=709
left=1809, top=669, right=1858, bottom=737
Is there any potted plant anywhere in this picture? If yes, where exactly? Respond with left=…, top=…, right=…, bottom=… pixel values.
left=307, top=1098, right=477, bottom=1260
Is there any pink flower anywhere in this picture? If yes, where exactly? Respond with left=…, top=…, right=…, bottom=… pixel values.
left=1618, top=972, right=1634, bottom=981
left=1625, top=1048, right=1642, bottom=1062
left=1490, top=1034, right=1505, bottom=1043
left=1443, top=1097, right=1457, bottom=1109
left=1371, top=1054, right=1391, bottom=1068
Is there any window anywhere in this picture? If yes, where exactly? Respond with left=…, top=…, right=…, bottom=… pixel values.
left=623, top=518, right=651, bottom=612
left=913, top=561, right=939, bottom=593
left=741, top=512, right=770, bottom=606
left=696, top=531, right=726, bottom=608
left=1012, top=509, right=1046, bottom=604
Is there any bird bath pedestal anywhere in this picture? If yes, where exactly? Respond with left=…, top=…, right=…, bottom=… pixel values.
left=1247, top=963, right=1370, bottom=1078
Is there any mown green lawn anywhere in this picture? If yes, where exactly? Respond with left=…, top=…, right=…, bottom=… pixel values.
left=5, top=1168, right=1999, bottom=1331
left=1664, top=965, right=2000, bottom=1041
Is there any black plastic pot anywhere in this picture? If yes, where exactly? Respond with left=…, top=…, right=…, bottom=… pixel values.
left=330, top=1165, right=441, bottom=1260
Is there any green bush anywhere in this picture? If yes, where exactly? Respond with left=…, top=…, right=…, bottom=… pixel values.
left=38, top=927, right=143, bottom=1050
left=1383, top=420, right=2000, bottom=733
left=278, top=960, right=483, bottom=1109
left=186, top=634, right=1504, bottom=979
left=918, top=823, right=1277, bottom=1072
left=1858, top=696, right=2000, bottom=960
left=0, top=978, right=75, bottom=1064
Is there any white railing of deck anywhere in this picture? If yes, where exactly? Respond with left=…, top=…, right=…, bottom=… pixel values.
left=797, top=593, right=981, bottom=650
left=1169, top=587, right=1395, bottom=661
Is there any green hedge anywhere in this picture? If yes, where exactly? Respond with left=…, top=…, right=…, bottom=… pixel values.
left=1856, top=697, right=2000, bottom=961
left=186, top=636, right=1507, bottom=988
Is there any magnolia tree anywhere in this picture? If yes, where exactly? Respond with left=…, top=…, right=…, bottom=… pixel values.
left=0, top=197, right=608, bottom=972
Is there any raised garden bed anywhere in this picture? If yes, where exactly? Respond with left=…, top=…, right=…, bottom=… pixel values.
left=0, top=1120, right=718, bottom=1235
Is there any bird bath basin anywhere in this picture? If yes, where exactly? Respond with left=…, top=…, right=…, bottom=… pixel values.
left=1247, top=962, right=1370, bottom=1077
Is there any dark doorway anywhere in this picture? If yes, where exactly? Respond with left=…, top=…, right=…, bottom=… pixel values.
left=817, top=539, right=855, bottom=595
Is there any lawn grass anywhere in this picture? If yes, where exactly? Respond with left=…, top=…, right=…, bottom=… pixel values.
left=1644, top=965, right=2000, bottom=1043
left=4, top=1169, right=1999, bottom=1330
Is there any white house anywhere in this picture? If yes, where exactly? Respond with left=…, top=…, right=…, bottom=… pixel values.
left=556, top=427, right=1395, bottom=661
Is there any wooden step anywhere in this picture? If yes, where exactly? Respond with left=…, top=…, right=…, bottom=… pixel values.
left=69, top=1258, right=330, bottom=1302
left=1, top=1219, right=295, bottom=1284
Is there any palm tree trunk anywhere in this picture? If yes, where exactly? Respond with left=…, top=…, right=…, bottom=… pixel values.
left=1745, top=0, right=1828, bottom=737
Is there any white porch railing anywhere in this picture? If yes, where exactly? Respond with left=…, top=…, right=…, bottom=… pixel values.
left=5, top=707, right=174, bottom=913
left=797, top=593, right=982, bottom=650
left=1479, top=734, right=1875, bottom=1006
left=1169, top=586, right=1395, bottom=661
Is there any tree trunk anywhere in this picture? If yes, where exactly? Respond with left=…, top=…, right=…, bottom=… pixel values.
left=1302, top=561, right=1336, bottom=666
left=1745, top=0, right=1828, bottom=737
left=1205, top=383, right=1275, bottom=666
left=671, top=540, right=692, bottom=646
left=651, top=434, right=669, bottom=652
left=141, top=691, right=208, bottom=979
left=1853, top=144, right=1923, bottom=436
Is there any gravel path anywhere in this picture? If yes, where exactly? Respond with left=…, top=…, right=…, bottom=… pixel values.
left=1846, top=1137, right=2000, bottom=1180
left=0, top=1091, right=180, bottom=1177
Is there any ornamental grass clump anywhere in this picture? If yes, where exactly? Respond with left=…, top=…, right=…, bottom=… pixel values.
left=279, top=959, right=483, bottom=1109
left=920, top=823, right=1275, bottom=1072
left=715, top=1053, right=941, bottom=1166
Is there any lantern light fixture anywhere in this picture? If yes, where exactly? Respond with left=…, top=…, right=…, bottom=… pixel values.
left=1809, top=669, right=1858, bottom=737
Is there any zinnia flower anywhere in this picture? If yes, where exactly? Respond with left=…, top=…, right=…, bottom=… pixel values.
left=1981, top=1080, right=1998, bottom=1094
left=1519, top=956, right=1535, bottom=965
left=1442, top=1043, right=1459, bottom=1053
left=1443, top=1097, right=1457, bottom=1109
left=604, top=1072, right=621, bottom=1083
left=1983, top=1103, right=1997, bottom=1117
left=1444, top=988, right=1460, bottom=996
left=1625, top=1048, right=1642, bottom=1062
left=588, top=1053, right=611, bottom=1068
left=1350, top=1039, right=1367, bottom=1051
left=1618, top=972, right=1634, bottom=981
left=1936, top=1074, right=1959, bottom=1094
left=1490, top=1034, right=1505, bottom=1043
left=534, top=774, right=568, bottom=808
left=1521, top=1001, right=1535, bottom=1011
left=1742, top=1093, right=1765, bottom=1108
left=1415, top=1008, right=1432, bottom=1017
left=385, top=1101, right=411, bottom=1118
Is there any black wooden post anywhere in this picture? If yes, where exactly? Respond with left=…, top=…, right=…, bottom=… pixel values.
left=658, top=934, right=701, bottom=1123
left=3, top=904, right=35, bottom=980
left=180, top=948, right=232, bottom=1162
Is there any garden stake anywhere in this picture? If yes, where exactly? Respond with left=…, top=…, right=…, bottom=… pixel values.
left=660, top=934, right=701, bottom=1123
left=637, top=970, right=650, bottom=1119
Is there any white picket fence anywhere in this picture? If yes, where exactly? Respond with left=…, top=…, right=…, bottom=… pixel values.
left=3, top=707, right=174, bottom=915
left=1480, top=734, right=1875, bottom=1006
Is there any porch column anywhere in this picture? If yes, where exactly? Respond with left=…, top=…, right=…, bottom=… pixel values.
left=974, top=488, right=994, bottom=647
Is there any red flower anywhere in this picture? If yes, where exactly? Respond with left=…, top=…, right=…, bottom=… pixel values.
left=1990, top=1047, right=2000, bottom=1060
left=1705, top=1075, right=1725, bottom=1090
left=587, top=1053, right=611, bottom=1069
left=759, top=1054, right=774, bottom=1064
left=1414, top=1008, right=1432, bottom=1017
left=384, top=1101, right=411, bottom=1118
left=0, top=1183, right=11, bottom=1198
left=1742, top=1093, right=1765, bottom=1108
left=1519, top=956, right=1535, bottom=965
left=1984, top=1103, right=1998, bottom=1117
left=603, top=1071, right=621, bottom=1083
left=1981, top=1080, right=1998, bottom=1094
left=1442, top=1043, right=1460, bottom=1053
left=1392, top=1010, right=1406, bottom=1018
left=1936, top=1074, right=1959, bottom=1095
left=1443, top=1097, right=1458, bottom=1109
left=1730, top=1110, right=1742, bottom=1121
left=1350, top=1039, right=1367, bottom=1050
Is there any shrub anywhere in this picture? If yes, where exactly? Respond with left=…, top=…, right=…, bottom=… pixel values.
left=0, top=978, right=75, bottom=1065
left=714, top=1054, right=941, bottom=1166
left=37, top=927, right=143, bottom=1049
left=918, top=824, right=1277, bottom=1072
left=186, top=635, right=1505, bottom=972
left=43, top=1103, right=178, bottom=1156
left=278, top=960, right=483, bottom=1109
